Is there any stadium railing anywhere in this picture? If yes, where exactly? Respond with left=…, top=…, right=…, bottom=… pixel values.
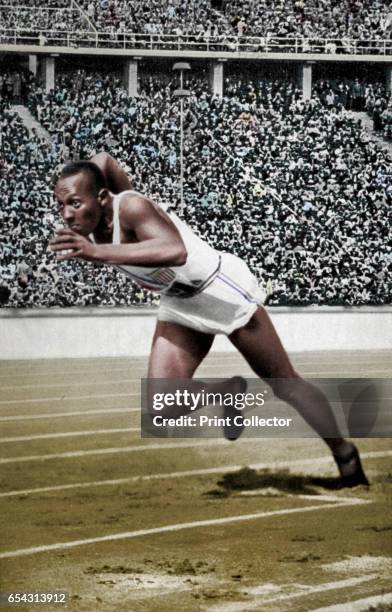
left=0, top=29, right=391, bottom=56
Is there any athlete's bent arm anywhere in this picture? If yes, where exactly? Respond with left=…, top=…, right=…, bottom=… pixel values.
left=50, top=193, right=188, bottom=267
left=90, top=152, right=133, bottom=194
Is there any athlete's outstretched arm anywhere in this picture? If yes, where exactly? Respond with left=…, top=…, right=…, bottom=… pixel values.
left=90, top=152, right=133, bottom=193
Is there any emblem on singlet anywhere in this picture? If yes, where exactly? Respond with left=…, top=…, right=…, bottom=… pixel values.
left=149, top=269, right=176, bottom=285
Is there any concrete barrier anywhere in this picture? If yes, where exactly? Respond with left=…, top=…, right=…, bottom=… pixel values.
left=0, top=306, right=390, bottom=359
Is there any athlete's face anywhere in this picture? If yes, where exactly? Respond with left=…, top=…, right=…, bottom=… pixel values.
left=54, top=172, right=103, bottom=236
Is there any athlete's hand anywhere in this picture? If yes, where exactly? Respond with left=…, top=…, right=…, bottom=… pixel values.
left=49, top=229, right=97, bottom=261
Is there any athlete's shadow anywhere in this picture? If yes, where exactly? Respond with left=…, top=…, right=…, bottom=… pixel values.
left=213, top=467, right=355, bottom=495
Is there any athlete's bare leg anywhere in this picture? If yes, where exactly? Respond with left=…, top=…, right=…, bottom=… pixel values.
left=146, top=320, right=245, bottom=420
left=229, top=307, right=368, bottom=484
left=148, top=320, right=214, bottom=379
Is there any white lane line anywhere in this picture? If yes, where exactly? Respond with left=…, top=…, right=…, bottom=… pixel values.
left=0, top=408, right=138, bottom=422
left=0, top=428, right=138, bottom=443
left=0, top=356, right=245, bottom=373
left=0, top=367, right=135, bottom=379
left=0, top=380, right=135, bottom=391
left=286, top=370, right=392, bottom=377
left=0, top=374, right=260, bottom=391
left=210, top=575, right=378, bottom=612
left=1, top=450, right=389, bottom=498
left=1, top=371, right=390, bottom=393
left=0, top=392, right=137, bottom=405
left=311, top=592, right=392, bottom=612
left=240, top=492, right=367, bottom=504
left=0, top=354, right=390, bottom=380
left=0, top=440, right=232, bottom=464
left=0, top=459, right=328, bottom=498
left=0, top=376, right=387, bottom=392
left=0, top=496, right=370, bottom=559
left=0, top=363, right=243, bottom=378
left=0, top=356, right=240, bottom=369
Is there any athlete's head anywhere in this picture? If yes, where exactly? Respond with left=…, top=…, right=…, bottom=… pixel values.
left=54, top=161, right=109, bottom=236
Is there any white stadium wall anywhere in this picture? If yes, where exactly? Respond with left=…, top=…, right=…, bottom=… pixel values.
left=0, top=306, right=391, bottom=359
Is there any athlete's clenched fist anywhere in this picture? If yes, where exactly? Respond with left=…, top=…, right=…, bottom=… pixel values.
left=49, top=228, right=97, bottom=261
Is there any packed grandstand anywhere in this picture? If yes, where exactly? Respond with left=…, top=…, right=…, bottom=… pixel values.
left=0, top=0, right=392, bottom=53
left=0, top=1, right=391, bottom=309
left=0, top=55, right=391, bottom=309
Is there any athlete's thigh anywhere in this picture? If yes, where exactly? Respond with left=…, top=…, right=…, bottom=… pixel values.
left=148, top=320, right=215, bottom=378
left=229, top=306, right=297, bottom=379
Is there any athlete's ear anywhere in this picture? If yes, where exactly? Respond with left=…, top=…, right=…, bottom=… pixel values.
left=97, top=188, right=110, bottom=208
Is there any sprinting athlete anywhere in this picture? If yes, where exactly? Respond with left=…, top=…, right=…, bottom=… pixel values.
left=49, top=152, right=368, bottom=488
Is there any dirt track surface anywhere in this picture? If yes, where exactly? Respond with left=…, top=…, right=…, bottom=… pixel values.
left=0, top=351, right=391, bottom=612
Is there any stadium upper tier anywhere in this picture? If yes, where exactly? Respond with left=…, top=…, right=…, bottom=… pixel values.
left=0, top=0, right=391, bottom=54
left=0, top=68, right=390, bottom=308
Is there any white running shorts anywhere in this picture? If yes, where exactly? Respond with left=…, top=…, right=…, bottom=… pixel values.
left=158, top=252, right=266, bottom=335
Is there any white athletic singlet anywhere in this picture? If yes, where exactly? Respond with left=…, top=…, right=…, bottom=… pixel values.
left=102, top=191, right=221, bottom=297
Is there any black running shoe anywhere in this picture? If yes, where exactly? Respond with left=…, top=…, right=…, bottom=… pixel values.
left=334, top=445, right=369, bottom=488
left=223, top=376, right=247, bottom=441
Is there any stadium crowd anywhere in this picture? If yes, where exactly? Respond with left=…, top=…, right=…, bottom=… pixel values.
left=312, top=78, right=387, bottom=111
left=0, top=68, right=38, bottom=103
left=1, top=0, right=391, bottom=52
left=224, top=0, right=392, bottom=42
left=364, top=82, right=392, bottom=140
left=65, top=0, right=392, bottom=40
left=0, top=1, right=91, bottom=45
left=0, top=64, right=390, bottom=308
left=0, top=8, right=86, bottom=32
